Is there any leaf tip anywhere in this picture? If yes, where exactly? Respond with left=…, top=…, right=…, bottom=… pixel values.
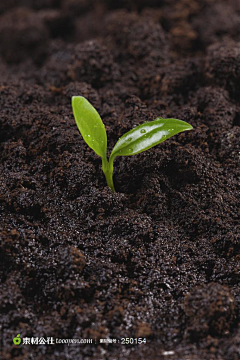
left=72, top=95, right=85, bottom=107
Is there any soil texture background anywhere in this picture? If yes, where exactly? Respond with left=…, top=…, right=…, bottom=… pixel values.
left=0, top=0, right=239, bottom=359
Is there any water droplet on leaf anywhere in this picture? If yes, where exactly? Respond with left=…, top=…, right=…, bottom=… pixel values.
left=140, top=129, right=146, bottom=134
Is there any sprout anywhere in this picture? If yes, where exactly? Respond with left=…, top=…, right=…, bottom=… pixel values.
left=72, top=96, right=193, bottom=192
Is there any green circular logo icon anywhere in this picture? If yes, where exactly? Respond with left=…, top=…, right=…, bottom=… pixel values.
left=13, top=334, right=21, bottom=345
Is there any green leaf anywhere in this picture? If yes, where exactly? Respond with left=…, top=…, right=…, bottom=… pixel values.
left=72, top=96, right=107, bottom=158
left=110, top=117, right=193, bottom=160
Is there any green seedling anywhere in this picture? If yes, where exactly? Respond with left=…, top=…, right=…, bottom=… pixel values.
left=72, top=96, right=193, bottom=192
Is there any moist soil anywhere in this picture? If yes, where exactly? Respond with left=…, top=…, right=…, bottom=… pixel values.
left=0, top=1, right=240, bottom=359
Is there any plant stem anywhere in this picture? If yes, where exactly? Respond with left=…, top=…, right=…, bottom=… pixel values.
left=102, top=156, right=115, bottom=192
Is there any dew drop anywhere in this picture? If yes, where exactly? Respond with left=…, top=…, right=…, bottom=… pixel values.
left=140, top=129, right=146, bottom=134
left=127, top=137, right=132, bottom=141
left=128, top=148, right=133, bottom=152
left=87, top=135, right=91, bottom=137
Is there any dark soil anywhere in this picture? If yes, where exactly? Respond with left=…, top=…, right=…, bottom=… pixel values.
left=0, top=1, right=239, bottom=359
